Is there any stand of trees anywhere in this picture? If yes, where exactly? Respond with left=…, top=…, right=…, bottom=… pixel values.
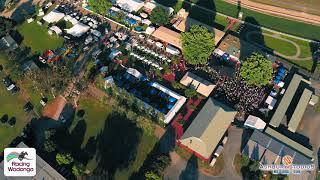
left=88, top=0, right=112, bottom=14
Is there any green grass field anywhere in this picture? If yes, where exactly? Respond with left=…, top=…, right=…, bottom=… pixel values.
left=0, top=55, right=31, bottom=151
left=18, top=21, right=64, bottom=53
left=74, top=97, right=158, bottom=179
left=249, top=34, right=298, bottom=57
left=250, top=0, right=320, bottom=16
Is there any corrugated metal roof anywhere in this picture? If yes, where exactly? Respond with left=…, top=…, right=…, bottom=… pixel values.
left=265, top=127, right=313, bottom=158
left=288, top=89, right=312, bottom=132
left=180, top=98, right=236, bottom=159
left=270, top=74, right=303, bottom=127
left=246, top=130, right=313, bottom=165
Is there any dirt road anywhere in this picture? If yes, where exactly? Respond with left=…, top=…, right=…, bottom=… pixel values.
left=224, top=0, right=320, bottom=25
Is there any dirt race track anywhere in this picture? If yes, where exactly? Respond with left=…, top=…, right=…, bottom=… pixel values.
left=250, top=0, right=320, bottom=16
left=224, top=0, right=320, bottom=25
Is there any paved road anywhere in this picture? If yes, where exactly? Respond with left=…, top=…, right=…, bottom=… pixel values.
left=224, top=0, right=320, bottom=25
left=163, top=126, right=243, bottom=180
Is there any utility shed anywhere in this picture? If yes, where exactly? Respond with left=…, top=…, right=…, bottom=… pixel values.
left=179, top=98, right=236, bottom=160
left=288, top=89, right=312, bottom=132
left=265, top=127, right=313, bottom=159
left=270, top=74, right=303, bottom=127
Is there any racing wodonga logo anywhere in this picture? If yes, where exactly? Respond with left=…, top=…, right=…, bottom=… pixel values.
left=4, top=148, right=36, bottom=176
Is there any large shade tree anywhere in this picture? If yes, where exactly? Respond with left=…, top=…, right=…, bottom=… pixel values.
left=181, top=25, right=215, bottom=65
left=150, top=6, right=170, bottom=25
left=240, top=53, right=272, bottom=87
left=88, top=0, right=112, bottom=14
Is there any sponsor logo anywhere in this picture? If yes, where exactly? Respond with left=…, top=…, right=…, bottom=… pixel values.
left=259, top=155, right=315, bottom=175
left=4, top=148, right=36, bottom=176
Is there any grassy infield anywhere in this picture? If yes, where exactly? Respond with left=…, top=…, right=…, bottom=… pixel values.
left=161, top=0, right=319, bottom=71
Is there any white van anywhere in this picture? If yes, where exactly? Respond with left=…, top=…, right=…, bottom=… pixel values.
left=166, top=45, right=180, bottom=55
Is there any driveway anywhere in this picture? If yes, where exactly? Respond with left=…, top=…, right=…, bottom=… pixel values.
left=163, top=126, right=243, bottom=180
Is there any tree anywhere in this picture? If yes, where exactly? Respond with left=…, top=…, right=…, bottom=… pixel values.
left=150, top=6, right=170, bottom=26
left=0, top=17, right=14, bottom=37
left=145, top=171, right=161, bottom=180
left=8, top=117, right=16, bottom=126
left=184, top=88, right=197, bottom=98
left=56, top=153, right=74, bottom=165
left=88, top=0, right=112, bottom=15
left=44, top=140, right=57, bottom=152
left=240, top=53, right=272, bottom=87
left=181, top=25, right=215, bottom=65
left=240, top=155, right=250, bottom=167
left=72, top=163, right=85, bottom=176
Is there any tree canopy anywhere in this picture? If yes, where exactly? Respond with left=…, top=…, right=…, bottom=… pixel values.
left=150, top=6, right=170, bottom=26
left=240, top=53, right=272, bottom=87
left=0, top=17, right=14, bottom=38
left=88, top=0, right=112, bottom=14
left=181, top=25, right=215, bottom=65
left=72, top=163, right=85, bottom=176
left=56, top=153, right=74, bottom=165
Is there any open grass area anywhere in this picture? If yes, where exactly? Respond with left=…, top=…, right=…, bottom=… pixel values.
left=282, top=36, right=313, bottom=59
left=0, top=55, right=31, bottom=151
left=287, top=60, right=314, bottom=72
left=175, top=146, right=224, bottom=175
left=18, top=21, right=64, bottom=53
left=250, top=0, right=320, bottom=16
left=249, top=34, right=297, bottom=57
left=73, top=96, right=158, bottom=179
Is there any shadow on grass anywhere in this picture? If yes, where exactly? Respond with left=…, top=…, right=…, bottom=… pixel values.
left=179, top=154, right=199, bottom=180
left=92, top=111, right=143, bottom=179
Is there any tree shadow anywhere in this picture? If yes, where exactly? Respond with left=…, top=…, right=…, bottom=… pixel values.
left=179, top=154, right=199, bottom=180
left=9, top=30, right=24, bottom=44
left=182, top=0, right=219, bottom=30
left=10, top=0, right=35, bottom=23
left=239, top=16, right=266, bottom=60
left=130, top=127, right=174, bottom=179
left=1, top=114, right=9, bottom=123
left=92, top=111, right=143, bottom=179
left=77, top=109, right=85, bottom=118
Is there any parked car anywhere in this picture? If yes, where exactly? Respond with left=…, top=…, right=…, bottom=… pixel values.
left=166, top=45, right=180, bottom=55
left=155, top=42, right=164, bottom=49
left=3, top=76, right=13, bottom=87
left=23, top=102, right=34, bottom=113
left=147, top=39, right=155, bottom=44
left=11, top=86, right=20, bottom=94
left=7, top=84, right=15, bottom=91
left=138, top=34, right=145, bottom=39
left=40, top=97, right=48, bottom=107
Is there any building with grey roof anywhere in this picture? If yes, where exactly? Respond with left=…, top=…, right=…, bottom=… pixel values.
left=0, top=142, right=66, bottom=180
left=288, top=89, right=312, bottom=132
left=0, top=35, right=18, bottom=50
left=269, top=74, right=313, bottom=132
left=178, top=98, right=237, bottom=161
left=242, top=130, right=313, bottom=165
left=265, top=127, right=313, bottom=159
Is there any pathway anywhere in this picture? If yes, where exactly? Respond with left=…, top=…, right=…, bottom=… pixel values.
left=224, top=0, right=320, bottom=26
left=245, top=31, right=313, bottom=61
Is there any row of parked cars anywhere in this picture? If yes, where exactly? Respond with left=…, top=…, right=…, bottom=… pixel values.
left=2, top=76, right=20, bottom=94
